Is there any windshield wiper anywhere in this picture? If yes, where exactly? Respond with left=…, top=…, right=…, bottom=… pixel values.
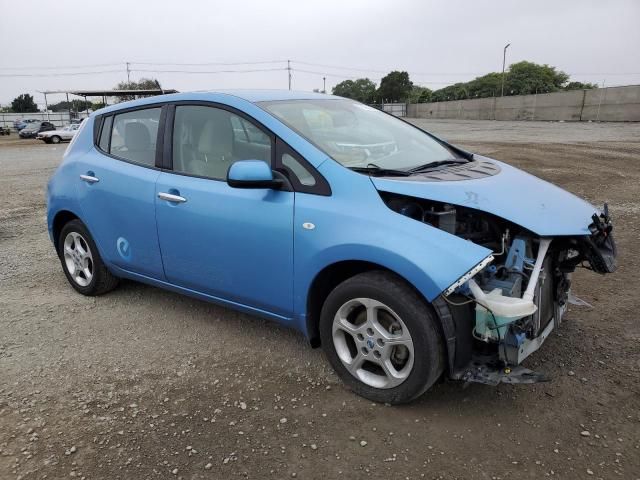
left=408, top=158, right=469, bottom=173
left=348, top=163, right=412, bottom=177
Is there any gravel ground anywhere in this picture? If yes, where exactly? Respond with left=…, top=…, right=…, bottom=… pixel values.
left=1, top=121, right=639, bottom=480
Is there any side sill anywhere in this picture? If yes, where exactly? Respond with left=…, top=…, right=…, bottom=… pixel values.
left=108, top=264, right=294, bottom=325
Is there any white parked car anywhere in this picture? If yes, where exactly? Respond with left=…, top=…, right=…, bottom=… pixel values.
left=37, top=124, right=81, bottom=144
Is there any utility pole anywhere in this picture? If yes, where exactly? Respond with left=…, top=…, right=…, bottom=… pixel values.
left=66, top=92, right=71, bottom=123
left=126, top=62, right=131, bottom=84
left=42, top=92, right=50, bottom=121
left=596, top=79, right=606, bottom=121
left=287, top=60, right=292, bottom=90
left=501, top=43, right=510, bottom=97
left=323, top=76, right=326, bottom=93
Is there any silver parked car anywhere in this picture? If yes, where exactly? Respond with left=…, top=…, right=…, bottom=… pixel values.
left=37, top=124, right=81, bottom=144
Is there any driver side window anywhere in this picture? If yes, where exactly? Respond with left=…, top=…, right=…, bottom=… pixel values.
left=172, top=105, right=272, bottom=180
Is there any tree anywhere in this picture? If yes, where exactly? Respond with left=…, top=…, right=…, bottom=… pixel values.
left=466, top=72, right=503, bottom=98
left=431, top=83, right=470, bottom=102
left=11, top=94, right=39, bottom=113
left=564, top=81, right=598, bottom=91
left=115, top=78, right=162, bottom=101
left=332, top=78, right=377, bottom=103
left=377, top=71, right=413, bottom=102
left=430, top=61, right=586, bottom=101
left=47, top=99, right=93, bottom=112
left=503, top=61, right=569, bottom=95
left=408, top=86, right=432, bottom=103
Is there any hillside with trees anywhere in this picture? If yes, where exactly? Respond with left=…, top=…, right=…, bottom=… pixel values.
left=332, top=61, right=597, bottom=103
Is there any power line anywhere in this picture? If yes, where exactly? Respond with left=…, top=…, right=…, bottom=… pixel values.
left=0, top=70, right=124, bottom=78
left=133, top=67, right=286, bottom=75
left=1, top=58, right=638, bottom=78
left=291, top=60, right=389, bottom=75
left=292, top=60, right=502, bottom=77
left=293, top=61, right=640, bottom=78
left=293, top=68, right=379, bottom=81
left=131, top=60, right=285, bottom=67
left=292, top=68, right=457, bottom=85
left=0, top=63, right=124, bottom=71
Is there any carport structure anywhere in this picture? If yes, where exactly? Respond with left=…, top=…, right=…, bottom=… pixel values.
left=39, top=88, right=178, bottom=121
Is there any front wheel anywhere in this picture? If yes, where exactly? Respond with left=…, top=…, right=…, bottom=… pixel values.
left=50, top=135, right=61, bottom=144
left=320, top=271, right=444, bottom=404
left=58, top=219, right=119, bottom=296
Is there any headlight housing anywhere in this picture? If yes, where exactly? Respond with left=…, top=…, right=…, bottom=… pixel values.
left=443, top=254, right=494, bottom=297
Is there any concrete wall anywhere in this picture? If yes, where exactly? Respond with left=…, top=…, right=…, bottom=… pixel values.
left=407, top=85, right=640, bottom=122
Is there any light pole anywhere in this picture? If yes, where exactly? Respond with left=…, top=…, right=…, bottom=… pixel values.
left=501, top=43, right=510, bottom=97
left=323, top=76, right=326, bottom=93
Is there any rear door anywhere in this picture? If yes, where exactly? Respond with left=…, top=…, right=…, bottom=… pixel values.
left=154, top=103, right=294, bottom=317
left=76, top=106, right=165, bottom=279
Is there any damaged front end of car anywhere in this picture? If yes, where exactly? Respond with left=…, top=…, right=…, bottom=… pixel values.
left=379, top=190, right=616, bottom=386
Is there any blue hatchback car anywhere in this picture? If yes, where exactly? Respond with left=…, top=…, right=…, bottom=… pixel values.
left=47, top=90, right=616, bottom=403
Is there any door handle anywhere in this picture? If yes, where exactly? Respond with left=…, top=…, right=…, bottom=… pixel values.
left=158, top=192, right=187, bottom=203
left=80, top=174, right=99, bottom=184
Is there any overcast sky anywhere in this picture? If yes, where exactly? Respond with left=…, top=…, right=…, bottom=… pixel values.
left=1, top=0, right=639, bottom=107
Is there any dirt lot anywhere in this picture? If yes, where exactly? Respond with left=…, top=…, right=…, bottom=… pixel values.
left=1, top=121, right=639, bottom=480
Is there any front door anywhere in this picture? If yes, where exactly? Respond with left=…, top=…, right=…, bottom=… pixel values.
left=155, top=104, right=294, bottom=317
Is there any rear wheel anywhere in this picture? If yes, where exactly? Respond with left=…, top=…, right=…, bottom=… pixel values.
left=58, top=219, right=119, bottom=296
left=320, top=271, right=444, bottom=404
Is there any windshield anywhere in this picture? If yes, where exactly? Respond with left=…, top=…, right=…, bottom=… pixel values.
left=259, top=99, right=457, bottom=170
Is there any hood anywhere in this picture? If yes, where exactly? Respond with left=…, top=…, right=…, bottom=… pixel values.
left=371, top=156, right=599, bottom=236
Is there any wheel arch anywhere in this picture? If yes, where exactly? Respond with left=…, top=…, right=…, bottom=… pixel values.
left=51, top=209, right=80, bottom=252
left=306, top=259, right=463, bottom=377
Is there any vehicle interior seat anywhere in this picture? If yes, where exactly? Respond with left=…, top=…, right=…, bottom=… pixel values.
left=190, top=114, right=235, bottom=179
left=124, top=122, right=153, bottom=165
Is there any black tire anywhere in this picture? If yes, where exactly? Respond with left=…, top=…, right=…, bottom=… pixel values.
left=50, top=135, right=61, bottom=144
left=320, top=271, right=444, bottom=404
left=57, top=219, right=119, bottom=296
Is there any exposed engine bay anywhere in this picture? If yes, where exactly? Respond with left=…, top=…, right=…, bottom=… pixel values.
left=381, top=192, right=616, bottom=385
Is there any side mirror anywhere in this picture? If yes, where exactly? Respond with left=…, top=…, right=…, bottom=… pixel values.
left=227, top=160, right=283, bottom=190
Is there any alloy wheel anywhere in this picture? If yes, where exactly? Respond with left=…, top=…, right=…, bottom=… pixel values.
left=332, top=297, right=414, bottom=389
left=63, top=232, right=94, bottom=287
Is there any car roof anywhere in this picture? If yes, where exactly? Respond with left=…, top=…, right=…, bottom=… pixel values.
left=95, top=89, right=343, bottom=115
left=214, top=89, right=341, bottom=102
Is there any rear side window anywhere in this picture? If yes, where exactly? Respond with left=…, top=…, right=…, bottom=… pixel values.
left=98, top=116, right=112, bottom=151
left=100, top=108, right=161, bottom=166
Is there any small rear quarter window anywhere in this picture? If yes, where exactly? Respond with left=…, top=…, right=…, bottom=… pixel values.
left=98, top=116, right=113, bottom=152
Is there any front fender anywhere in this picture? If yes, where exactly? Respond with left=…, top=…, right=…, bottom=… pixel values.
left=292, top=160, right=493, bottom=332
